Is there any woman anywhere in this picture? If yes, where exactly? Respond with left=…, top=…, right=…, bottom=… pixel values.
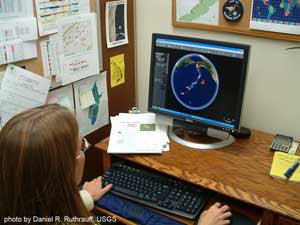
left=0, top=104, right=231, bottom=225
left=0, top=104, right=111, bottom=223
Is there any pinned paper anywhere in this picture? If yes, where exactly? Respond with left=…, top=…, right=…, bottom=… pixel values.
left=58, top=13, right=100, bottom=85
left=110, top=54, right=125, bottom=88
left=79, top=90, right=96, bottom=109
left=106, top=0, right=128, bottom=48
left=73, top=72, right=109, bottom=137
left=47, top=84, right=74, bottom=111
left=0, top=64, right=51, bottom=126
left=58, top=96, right=73, bottom=110
left=0, top=70, right=5, bottom=86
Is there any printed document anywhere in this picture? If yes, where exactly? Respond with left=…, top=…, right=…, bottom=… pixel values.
left=108, top=113, right=169, bottom=154
left=35, top=0, right=90, bottom=36
left=0, top=40, right=37, bottom=65
left=0, top=65, right=51, bottom=126
left=0, top=18, right=38, bottom=42
left=0, top=0, right=34, bottom=18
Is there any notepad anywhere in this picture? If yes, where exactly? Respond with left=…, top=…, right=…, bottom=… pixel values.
left=270, top=152, right=300, bottom=182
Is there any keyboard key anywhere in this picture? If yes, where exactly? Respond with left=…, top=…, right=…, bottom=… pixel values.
left=114, top=185, right=138, bottom=197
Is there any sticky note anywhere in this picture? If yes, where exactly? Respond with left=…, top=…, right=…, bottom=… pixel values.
left=110, top=53, right=125, bottom=88
left=80, top=90, right=96, bottom=109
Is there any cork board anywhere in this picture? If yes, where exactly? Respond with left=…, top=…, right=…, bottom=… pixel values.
left=173, top=0, right=300, bottom=42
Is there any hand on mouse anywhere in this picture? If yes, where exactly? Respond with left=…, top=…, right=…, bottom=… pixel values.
left=197, top=202, right=232, bottom=225
left=83, top=176, right=113, bottom=201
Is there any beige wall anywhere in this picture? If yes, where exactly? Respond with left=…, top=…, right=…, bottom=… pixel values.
left=135, top=0, right=300, bottom=140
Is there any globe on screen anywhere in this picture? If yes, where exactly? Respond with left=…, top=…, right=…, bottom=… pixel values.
left=171, top=54, right=219, bottom=110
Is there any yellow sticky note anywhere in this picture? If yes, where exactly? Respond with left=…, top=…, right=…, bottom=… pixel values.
left=80, top=90, right=96, bottom=109
left=110, top=54, right=125, bottom=88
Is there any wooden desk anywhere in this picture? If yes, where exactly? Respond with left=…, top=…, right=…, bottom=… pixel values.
left=95, top=130, right=300, bottom=225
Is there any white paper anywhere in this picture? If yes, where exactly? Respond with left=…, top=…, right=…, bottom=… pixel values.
left=108, top=113, right=168, bottom=154
left=49, top=34, right=62, bottom=81
left=74, top=72, right=109, bottom=137
left=106, top=0, right=128, bottom=48
left=40, top=38, right=59, bottom=78
left=0, top=0, right=34, bottom=18
left=0, top=70, right=4, bottom=128
left=35, top=0, right=90, bottom=36
left=58, top=13, right=100, bottom=85
left=0, top=65, right=51, bottom=125
left=0, top=40, right=37, bottom=65
left=47, top=84, right=74, bottom=111
left=0, top=18, right=38, bottom=42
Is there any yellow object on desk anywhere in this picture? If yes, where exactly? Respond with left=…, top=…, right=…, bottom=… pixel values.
left=270, top=152, right=300, bottom=182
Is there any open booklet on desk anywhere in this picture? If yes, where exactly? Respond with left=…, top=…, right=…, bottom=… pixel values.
left=108, top=113, right=169, bottom=154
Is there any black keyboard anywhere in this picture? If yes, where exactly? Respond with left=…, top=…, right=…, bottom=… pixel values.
left=102, top=161, right=211, bottom=219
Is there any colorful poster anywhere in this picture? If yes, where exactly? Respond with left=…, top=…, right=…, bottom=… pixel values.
left=110, top=54, right=125, bottom=88
left=176, top=0, right=219, bottom=25
left=35, top=0, right=90, bottom=36
left=250, top=0, right=300, bottom=35
left=106, top=0, right=128, bottom=48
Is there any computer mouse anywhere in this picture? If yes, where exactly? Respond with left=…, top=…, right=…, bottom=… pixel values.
left=230, top=210, right=256, bottom=225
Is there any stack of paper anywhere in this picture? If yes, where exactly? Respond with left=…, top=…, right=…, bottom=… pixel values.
left=108, top=113, right=169, bottom=154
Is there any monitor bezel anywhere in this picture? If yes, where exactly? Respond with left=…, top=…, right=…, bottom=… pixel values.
left=148, top=33, right=250, bottom=132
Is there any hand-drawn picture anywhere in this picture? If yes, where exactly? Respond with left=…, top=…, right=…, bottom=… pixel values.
left=106, top=0, right=128, bottom=48
left=62, top=20, right=93, bottom=57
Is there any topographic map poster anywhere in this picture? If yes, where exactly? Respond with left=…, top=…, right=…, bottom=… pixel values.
left=74, top=72, right=109, bottom=137
left=250, top=0, right=300, bottom=35
left=176, top=0, right=219, bottom=25
left=58, top=13, right=100, bottom=85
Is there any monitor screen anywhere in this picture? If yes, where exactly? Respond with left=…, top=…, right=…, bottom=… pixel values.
left=148, top=33, right=250, bottom=132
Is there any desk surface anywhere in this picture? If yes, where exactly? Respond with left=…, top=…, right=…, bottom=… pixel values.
left=95, top=130, right=300, bottom=221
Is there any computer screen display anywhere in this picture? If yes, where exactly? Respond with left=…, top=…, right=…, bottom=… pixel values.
left=148, top=33, right=250, bottom=132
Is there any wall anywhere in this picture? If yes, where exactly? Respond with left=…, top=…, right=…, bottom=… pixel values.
left=135, top=0, right=300, bottom=140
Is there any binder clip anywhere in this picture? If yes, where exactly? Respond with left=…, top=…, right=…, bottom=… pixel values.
left=128, top=107, right=140, bottom=114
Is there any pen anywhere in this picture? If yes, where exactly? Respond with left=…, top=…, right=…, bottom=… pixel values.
left=284, top=158, right=299, bottom=179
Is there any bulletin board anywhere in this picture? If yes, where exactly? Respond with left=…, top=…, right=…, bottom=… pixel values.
left=0, top=0, right=98, bottom=74
left=172, top=0, right=300, bottom=42
left=0, top=0, right=136, bottom=179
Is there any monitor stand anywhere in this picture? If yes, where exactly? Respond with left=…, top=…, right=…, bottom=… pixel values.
left=168, top=120, right=235, bottom=150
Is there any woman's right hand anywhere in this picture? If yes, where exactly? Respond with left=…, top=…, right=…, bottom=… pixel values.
left=83, top=176, right=113, bottom=201
left=197, top=202, right=232, bottom=225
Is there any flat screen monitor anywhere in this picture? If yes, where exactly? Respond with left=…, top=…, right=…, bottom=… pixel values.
left=148, top=33, right=250, bottom=136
